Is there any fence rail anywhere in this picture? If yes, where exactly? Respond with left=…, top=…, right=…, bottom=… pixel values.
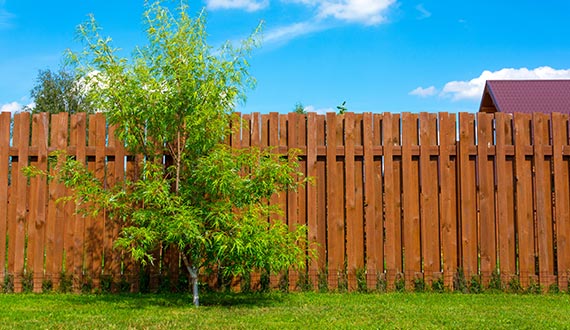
left=1, top=111, right=570, bottom=293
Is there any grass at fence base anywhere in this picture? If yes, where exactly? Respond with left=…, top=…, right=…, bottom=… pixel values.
left=1, top=292, right=569, bottom=329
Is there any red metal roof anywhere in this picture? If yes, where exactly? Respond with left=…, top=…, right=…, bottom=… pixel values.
left=479, top=80, right=570, bottom=114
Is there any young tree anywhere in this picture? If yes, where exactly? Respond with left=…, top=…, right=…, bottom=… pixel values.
left=54, top=1, right=309, bottom=306
left=26, top=68, right=94, bottom=114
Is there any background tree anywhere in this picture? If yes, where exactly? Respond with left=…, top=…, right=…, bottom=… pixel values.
left=26, top=68, right=94, bottom=114
left=293, top=102, right=306, bottom=114
left=51, top=1, right=310, bottom=306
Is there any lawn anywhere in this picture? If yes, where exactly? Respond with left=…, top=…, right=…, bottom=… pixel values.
left=1, top=292, right=569, bottom=329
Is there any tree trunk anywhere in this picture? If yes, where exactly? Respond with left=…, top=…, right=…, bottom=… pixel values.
left=190, top=267, right=199, bottom=307
left=182, top=253, right=199, bottom=307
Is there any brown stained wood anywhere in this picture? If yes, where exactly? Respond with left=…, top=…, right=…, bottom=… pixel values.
left=306, top=113, right=319, bottom=287
left=363, top=113, right=379, bottom=288
left=31, top=113, right=49, bottom=292
left=372, top=114, right=385, bottom=281
left=242, top=114, right=251, bottom=148
left=106, top=124, right=123, bottom=286
left=4, top=110, right=570, bottom=293
left=287, top=113, right=299, bottom=291
left=458, top=113, right=477, bottom=278
left=344, top=112, right=357, bottom=290
left=46, top=113, right=68, bottom=290
left=439, top=113, right=457, bottom=288
left=496, top=113, right=516, bottom=282
left=278, top=114, right=290, bottom=287
left=124, top=153, right=142, bottom=292
left=13, top=112, right=30, bottom=292
left=296, top=113, right=308, bottom=288
left=477, top=113, right=497, bottom=285
left=7, top=115, right=18, bottom=278
left=402, top=113, right=421, bottom=288
left=0, top=112, right=10, bottom=280
left=83, top=114, right=97, bottom=286
left=533, top=113, right=555, bottom=289
left=552, top=113, right=570, bottom=291
left=353, top=114, right=365, bottom=280
left=64, top=115, right=77, bottom=283
left=419, top=113, right=440, bottom=284
left=514, top=113, right=534, bottom=288
left=73, top=113, right=87, bottom=290
left=231, top=113, right=242, bottom=149
left=91, top=113, right=106, bottom=288
left=326, top=112, right=343, bottom=289
left=383, top=112, right=402, bottom=289
left=251, top=113, right=261, bottom=148
left=316, top=115, right=327, bottom=279
left=266, top=113, right=280, bottom=289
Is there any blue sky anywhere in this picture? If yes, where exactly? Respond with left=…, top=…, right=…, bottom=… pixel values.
left=1, top=0, right=569, bottom=114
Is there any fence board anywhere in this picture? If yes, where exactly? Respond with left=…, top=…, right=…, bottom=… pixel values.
left=552, top=113, right=570, bottom=291
left=345, top=112, right=358, bottom=290
left=477, top=112, right=496, bottom=285
left=0, top=112, right=10, bottom=282
left=353, top=114, right=365, bottom=285
left=46, top=113, right=68, bottom=289
left=73, top=113, right=87, bottom=290
left=105, top=124, right=123, bottom=289
left=287, top=113, right=300, bottom=291
left=383, top=112, right=402, bottom=289
left=496, top=113, right=516, bottom=283
left=363, top=113, right=380, bottom=288
left=533, top=113, right=555, bottom=289
left=31, top=113, right=49, bottom=292
left=514, top=113, right=534, bottom=288
left=306, top=113, right=319, bottom=287
left=420, top=112, right=440, bottom=284
left=402, top=113, right=420, bottom=288
left=297, top=113, right=308, bottom=289
left=439, top=113, right=457, bottom=287
left=14, top=112, right=30, bottom=292
left=459, top=113, right=477, bottom=279
left=316, top=115, right=327, bottom=281
left=326, top=113, right=344, bottom=289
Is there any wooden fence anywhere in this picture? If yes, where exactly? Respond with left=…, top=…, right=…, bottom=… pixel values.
left=1, top=111, right=570, bottom=293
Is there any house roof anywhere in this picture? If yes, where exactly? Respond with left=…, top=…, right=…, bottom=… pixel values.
left=479, top=80, right=570, bottom=114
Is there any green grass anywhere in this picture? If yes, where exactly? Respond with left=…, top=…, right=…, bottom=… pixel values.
left=1, top=292, right=569, bottom=329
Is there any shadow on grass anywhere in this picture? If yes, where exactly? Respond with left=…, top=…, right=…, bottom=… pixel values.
left=48, top=292, right=286, bottom=309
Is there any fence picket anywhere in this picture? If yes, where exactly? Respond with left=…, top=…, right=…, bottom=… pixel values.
left=439, top=113, right=457, bottom=288
left=13, top=112, right=31, bottom=292
left=533, top=113, right=555, bottom=289
left=420, top=112, right=440, bottom=285
left=0, top=113, right=10, bottom=283
left=477, top=112, right=496, bottom=285
left=514, top=113, right=534, bottom=288
left=552, top=113, right=570, bottom=291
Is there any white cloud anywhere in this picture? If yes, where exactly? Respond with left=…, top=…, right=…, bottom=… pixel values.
left=1, top=101, right=25, bottom=114
left=415, top=4, right=431, bottom=19
left=409, top=86, right=437, bottom=97
left=305, top=105, right=334, bottom=114
left=210, top=0, right=397, bottom=26
left=264, top=20, right=327, bottom=44
left=317, top=0, right=396, bottom=25
left=206, top=0, right=269, bottom=11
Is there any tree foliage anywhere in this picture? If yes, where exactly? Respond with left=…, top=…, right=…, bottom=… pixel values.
left=27, top=68, right=94, bottom=114
left=46, top=1, right=310, bottom=306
